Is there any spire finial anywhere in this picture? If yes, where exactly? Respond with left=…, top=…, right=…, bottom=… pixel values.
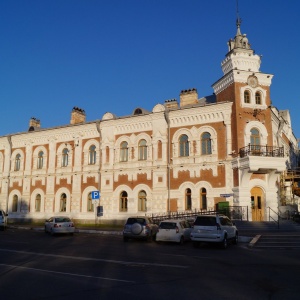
left=236, top=0, right=242, bottom=35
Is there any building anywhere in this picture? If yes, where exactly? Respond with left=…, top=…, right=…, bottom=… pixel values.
left=0, top=18, right=298, bottom=224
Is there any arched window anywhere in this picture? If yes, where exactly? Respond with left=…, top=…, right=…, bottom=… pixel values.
left=138, top=190, right=147, bottom=211
left=201, top=132, right=212, bottom=155
left=87, top=192, right=94, bottom=212
left=60, top=193, right=67, bottom=212
left=89, top=145, right=96, bottom=165
left=250, top=128, right=261, bottom=152
left=179, top=134, right=189, bottom=157
left=35, top=194, right=41, bottom=212
left=244, top=91, right=250, bottom=103
left=200, top=188, right=207, bottom=210
left=37, top=151, right=44, bottom=169
left=62, top=148, right=69, bottom=167
left=157, top=140, right=162, bottom=159
left=255, top=92, right=261, bottom=105
left=120, top=191, right=128, bottom=212
left=15, top=154, right=21, bottom=171
left=250, top=128, right=260, bottom=145
left=120, top=142, right=128, bottom=162
left=12, top=195, right=18, bottom=212
left=185, top=188, right=192, bottom=210
left=138, top=139, right=147, bottom=160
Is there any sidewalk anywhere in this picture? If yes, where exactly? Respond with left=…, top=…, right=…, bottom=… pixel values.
left=8, top=224, right=123, bottom=235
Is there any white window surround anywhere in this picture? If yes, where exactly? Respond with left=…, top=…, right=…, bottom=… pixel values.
left=244, top=121, right=268, bottom=146
left=54, top=188, right=71, bottom=213
left=56, top=144, right=73, bottom=169
left=82, top=187, right=98, bottom=213
left=32, top=146, right=48, bottom=170
left=9, top=190, right=22, bottom=213
left=11, top=149, right=25, bottom=172
left=30, top=189, right=45, bottom=213
left=83, top=140, right=99, bottom=166
left=240, top=86, right=267, bottom=109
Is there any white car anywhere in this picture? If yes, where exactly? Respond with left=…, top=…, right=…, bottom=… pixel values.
left=156, top=219, right=192, bottom=244
left=45, top=216, right=75, bottom=235
left=190, top=214, right=238, bottom=249
left=0, top=210, right=8, bottom=231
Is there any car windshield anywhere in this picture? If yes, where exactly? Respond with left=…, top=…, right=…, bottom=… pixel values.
left=55, top=217, right=71, bottom=223
left=194, top=217, right=217, bottom=226
left=159, top=222, right=177, bottom=229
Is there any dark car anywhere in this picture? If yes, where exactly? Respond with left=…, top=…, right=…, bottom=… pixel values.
left=123, top=216, right=158, bottom=242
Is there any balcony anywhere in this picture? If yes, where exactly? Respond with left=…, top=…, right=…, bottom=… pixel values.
left=239, top=145, right=284, bottom=158
left=233, top=145, right=286, bottom=174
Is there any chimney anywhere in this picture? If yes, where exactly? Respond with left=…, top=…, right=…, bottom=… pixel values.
left=70, top=107, right=86, bottom=125
left=180, top=88, right=198, bottom=107
left=164, top=99, right=178, bottom=109
left=28, top=117, right=41, bottom=131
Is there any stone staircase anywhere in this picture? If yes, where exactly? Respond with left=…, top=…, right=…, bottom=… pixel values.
left=235, top=220, right=300, bottom=249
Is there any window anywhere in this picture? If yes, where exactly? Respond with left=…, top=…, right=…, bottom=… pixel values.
left=120, top=191, right=128, bottom=212
left=12, top=195, right=18, bottom=212
left=138, top=190, right=147, bottom=211
left=15, top=154, right=21, bottom=171
left=37, top=151, right=44, bottom=169
left=255, top=92, right=261, bottom=105
left=35, top=194, right=41, bottom=212
left=120, top=142, right=128, bottom=162
left=105, top=146, right=110, bottom=163
left=89, top=145, right=96, bottom=165
left=185, top=188, right=192, bottom=210
left=244, top=91, right=250, bottom=103
left=179, top=135, right=189, bottom=157
left=200, top=188, right=207, bottom=210
left=250, top=128, right=260, bottom=152
left=60, top=193, right=67, bottom=212
left=87, top=192, right=94, bottom=212
left=201, top=132, right=212, bottom=155
left=62, top=148, right=69, bottom=167
left=138, top=139, right=147, bottom=160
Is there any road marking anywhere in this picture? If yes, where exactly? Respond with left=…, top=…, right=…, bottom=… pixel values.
left=0, top=263, right=134, bottom=283
left=0, top=248, right=188, bottom=268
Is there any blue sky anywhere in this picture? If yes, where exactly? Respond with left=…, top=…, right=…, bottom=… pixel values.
left=0, top=0, right=300, bottom=139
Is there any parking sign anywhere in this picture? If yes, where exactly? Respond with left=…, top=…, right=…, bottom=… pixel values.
left=91, top=191, right=100, bottom=200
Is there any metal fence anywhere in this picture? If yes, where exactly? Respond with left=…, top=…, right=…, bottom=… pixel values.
left=147, top=206, right=248, bottom=224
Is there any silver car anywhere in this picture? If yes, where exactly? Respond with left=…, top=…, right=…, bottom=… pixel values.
left=45, top=216, right=75, bottom=235
left=123, top=216, right=158, bottom=242
left=156, top=219, right=192, bottom=244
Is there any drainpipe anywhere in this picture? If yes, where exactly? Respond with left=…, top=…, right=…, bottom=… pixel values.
left=164, top=110, right=171, bottom=214
left=96, top=121, right=102, bottom=218
left=6, top=135, right=12, bottom=214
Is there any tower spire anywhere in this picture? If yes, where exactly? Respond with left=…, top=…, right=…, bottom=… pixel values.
left=236, top=0, right=242, bottom=36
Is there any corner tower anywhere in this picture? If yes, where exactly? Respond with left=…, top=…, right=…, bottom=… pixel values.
left=212, top=17, right=274, bottom=153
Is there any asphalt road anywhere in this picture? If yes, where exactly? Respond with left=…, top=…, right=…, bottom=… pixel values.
left=0, top=228, right=300, bottom=300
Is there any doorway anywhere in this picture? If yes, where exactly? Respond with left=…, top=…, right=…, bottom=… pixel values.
left=251, top=187, right=264, bottom=221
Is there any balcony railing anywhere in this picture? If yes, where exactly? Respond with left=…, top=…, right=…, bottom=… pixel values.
left=239, top=144, right=284, bottom=158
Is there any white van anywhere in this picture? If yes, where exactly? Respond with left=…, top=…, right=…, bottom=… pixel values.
left=0, top=210, right=8, bottom=230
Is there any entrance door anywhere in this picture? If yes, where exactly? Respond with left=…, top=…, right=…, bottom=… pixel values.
left=251, top=187, right=264, bottom=221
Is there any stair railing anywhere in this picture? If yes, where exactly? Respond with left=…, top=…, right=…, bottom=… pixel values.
left=267, top=206, right=280, bottom=229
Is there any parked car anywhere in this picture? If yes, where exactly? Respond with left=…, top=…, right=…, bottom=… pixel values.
left=156, top=219, right=192, bottom=244
left=0, top=210, right=8, bottom=231
left=190, top=214, right=238, bottom=249
left=45, top=216, right=75, bottom=235
left=123, top=216, right=158, bottom=242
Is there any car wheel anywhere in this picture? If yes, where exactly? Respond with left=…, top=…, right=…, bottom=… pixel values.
left=44, top=226, right=47, bottom=233
left=232, top=233, right=238, bottom=245
left=50, top=229, right=55, bottom=236
left=221, top=235, right=228, bottom=249
left=131, top=223, right=143, bottom=235
left=179, top=236, right=184, bottom=245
